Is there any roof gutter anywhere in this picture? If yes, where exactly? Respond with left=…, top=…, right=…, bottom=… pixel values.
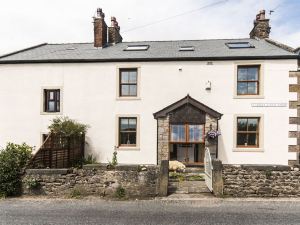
left=0, top=55, right=298, bottom=64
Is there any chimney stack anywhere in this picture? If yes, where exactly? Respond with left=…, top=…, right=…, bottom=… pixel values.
left=93, top=8, right=107, bottom=48
left=249, top=10, right=271, bottom=39
left=108, top=16, right=123, bottom=44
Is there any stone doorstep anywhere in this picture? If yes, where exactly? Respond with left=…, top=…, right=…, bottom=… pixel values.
left=168, top=181, right=210, bottom=194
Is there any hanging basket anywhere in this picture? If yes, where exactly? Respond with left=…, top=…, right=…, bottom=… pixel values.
left=206, top=130, right=221, bottom=143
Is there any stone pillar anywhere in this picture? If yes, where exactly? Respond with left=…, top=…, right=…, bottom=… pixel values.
left=158, top=160, right=169, bottom=197
left=204, top=114, right=218, bottom=158
left=212, top=159, right=223, bottom=197
left=157, top=116, right=169, bottom=165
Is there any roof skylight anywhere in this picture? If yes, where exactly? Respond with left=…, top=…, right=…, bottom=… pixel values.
left=179, top=46, right=195, bottom=51
left=226, top=42, right=254, bottom=49
left=124, top=45, right=149, bottom=51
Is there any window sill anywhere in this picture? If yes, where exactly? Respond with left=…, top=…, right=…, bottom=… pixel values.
left=117, top=146, right=140, bottom=151
left=40, top=112, right=63, bottom=115
left=233, top=148, right=264, bottom=152
left=116, top=97, right=141, bottom=101
left=233, top=95, right=264, bottom=99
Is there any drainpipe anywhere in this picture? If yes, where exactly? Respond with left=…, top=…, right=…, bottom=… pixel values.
left=156, top=120, right=159, bottom=165
left=216, top=120, right=219, bottom=159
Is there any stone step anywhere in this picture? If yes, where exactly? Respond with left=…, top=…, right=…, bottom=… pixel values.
left=169, top=172, right=205, bottom=182
left=184, top=167, right=205, bottom=173
left=168, top=181, right=211, bottom=194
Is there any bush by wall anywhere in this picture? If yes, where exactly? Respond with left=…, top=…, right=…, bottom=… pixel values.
left=0, top=143, right=32, bottom=197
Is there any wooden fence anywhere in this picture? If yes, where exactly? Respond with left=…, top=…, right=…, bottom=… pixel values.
left=29, top=133, right=85, bottom=169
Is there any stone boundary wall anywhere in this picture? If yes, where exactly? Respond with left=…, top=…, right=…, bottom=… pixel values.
left=22, top=164, right=159, bottom=198
left=222, top=164, right=300, bottom=197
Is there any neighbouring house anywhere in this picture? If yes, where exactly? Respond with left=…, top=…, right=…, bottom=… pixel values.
left=0, top=9, right=299, bottom=167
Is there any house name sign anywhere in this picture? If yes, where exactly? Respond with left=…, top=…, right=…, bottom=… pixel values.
left=251, top=103, right=287, bottom=107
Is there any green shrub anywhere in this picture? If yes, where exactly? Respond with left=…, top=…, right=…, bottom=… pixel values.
left=115, top=186, right=126, bottom=199
left=0, top=143, right=32, bottom=197
left=107, top=151, right=118, bottom=169
left=48, top=116, right=89, bottom=137
left=24, top=177, right=40, bottom=189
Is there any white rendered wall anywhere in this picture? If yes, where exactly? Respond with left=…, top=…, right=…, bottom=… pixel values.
left=0, top=59, right=297, bottom=165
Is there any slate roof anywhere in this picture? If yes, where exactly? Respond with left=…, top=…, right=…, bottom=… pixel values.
left=0, top=38, right=297, bottom=64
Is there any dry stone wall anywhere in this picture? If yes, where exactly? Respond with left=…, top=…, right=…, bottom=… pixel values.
left=23, top=165, right=159, bottom=198
left=222, top=164, right=300, bottom=197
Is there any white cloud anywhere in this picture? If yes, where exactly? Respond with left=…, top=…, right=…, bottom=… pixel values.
left=0, top=0, right=299, bottom=55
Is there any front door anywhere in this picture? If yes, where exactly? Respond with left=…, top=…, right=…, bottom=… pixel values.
left=170, top=143, right=204, bottom=165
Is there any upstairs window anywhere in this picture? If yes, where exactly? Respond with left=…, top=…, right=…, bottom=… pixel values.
left=44, top=89, right=60, bottom=112
left=119, top=69, right=138, bottom=97
left=237, top=65, right=260, bottom=95
left=226, top=42, right=254, bottom=49
left=124, top=45, right=149, bottom=51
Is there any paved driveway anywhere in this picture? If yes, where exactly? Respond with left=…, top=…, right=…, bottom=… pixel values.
left=0, top=198, right=299, bottom=225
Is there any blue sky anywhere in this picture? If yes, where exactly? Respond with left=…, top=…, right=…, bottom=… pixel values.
left=0, top=0, right=299, bottom=55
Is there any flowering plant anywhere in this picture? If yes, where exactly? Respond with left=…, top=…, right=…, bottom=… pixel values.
left=206, top=130, right=221, bottom=140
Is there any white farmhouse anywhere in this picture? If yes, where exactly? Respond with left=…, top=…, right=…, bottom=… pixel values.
left=0, top=9, right=299, bottom=166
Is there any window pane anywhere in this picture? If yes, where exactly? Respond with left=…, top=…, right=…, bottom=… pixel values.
left=49, top=91, right=54, bottom=100
left=247, top=82, right=258, bottom=94
left=48, top=101, right=55, bottom=112
left=237, top=133, right=247, bottom=146
left=120, top=132, right=136, bottom=145
left=188, top=125, right=204, bottom=142
left=247, top=67, right=258, bottom=80
left=128, top=72, right=137, bottom=83
left=237, top=68, right=248, bottom=81
left=120, top=118, right=129, bottom=131
left=248, top=118, right=258, bottom=131
left=129, top=85, right=137, bottom=96
left=237, top=82, right=248, bottom=95
left=121, top=85, right=130, bottom=96
left=56, top=91, right=60, bottom=101
left=237, top=118, right=247, bottom=131
left=248, top=134, right=257, bottom=146
left=121, top=71, right=129, bottom=83
left=128, top=118, right=137, bottom=131
left=171, top=125, right=185, bottom=142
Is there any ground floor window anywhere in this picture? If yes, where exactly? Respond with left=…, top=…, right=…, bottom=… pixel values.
left=119, top=117, right=137, bottom=147
left=236, top=117, right=260, bottom=148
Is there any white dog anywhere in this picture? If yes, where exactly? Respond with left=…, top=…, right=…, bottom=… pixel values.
left=169, top=160, right=186, bottom=172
